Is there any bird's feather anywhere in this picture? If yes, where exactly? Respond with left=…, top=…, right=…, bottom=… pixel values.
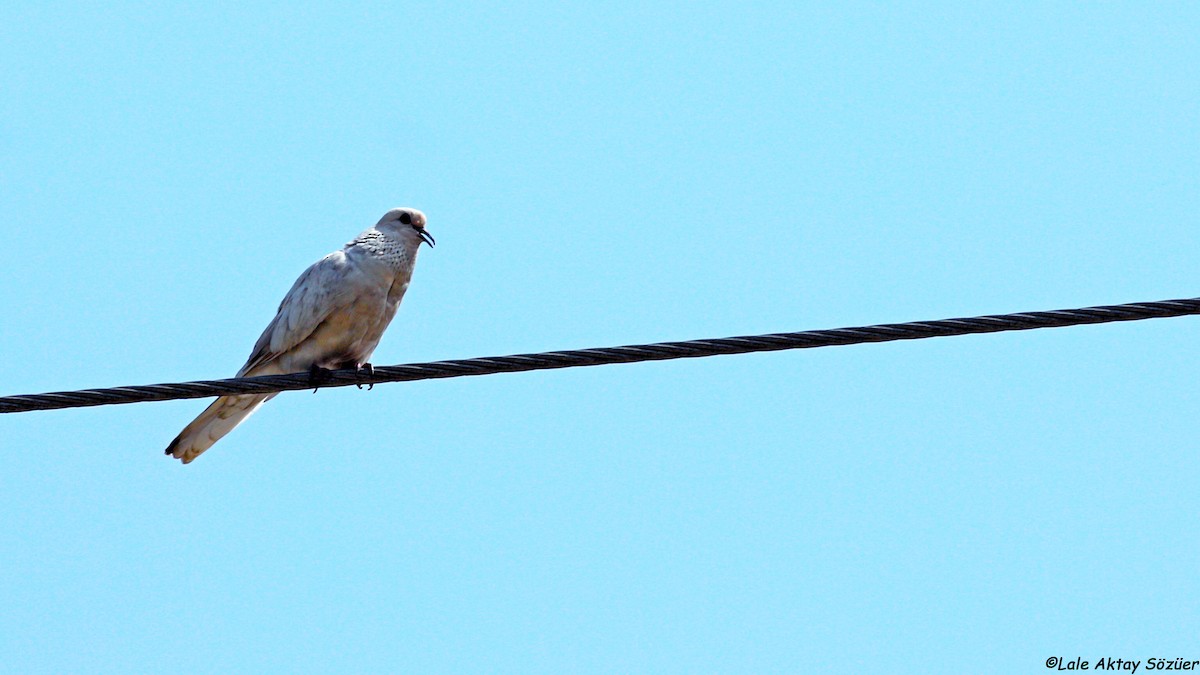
left=240, top=251, right=359, bottom=375
left=164, top=393, right=273, bottom=463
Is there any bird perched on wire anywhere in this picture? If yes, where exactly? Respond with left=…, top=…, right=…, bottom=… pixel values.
left=165, top=207, right=435, bottom=463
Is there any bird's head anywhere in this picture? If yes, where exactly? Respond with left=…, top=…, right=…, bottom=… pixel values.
left=376, top=207, right=435, bottom=248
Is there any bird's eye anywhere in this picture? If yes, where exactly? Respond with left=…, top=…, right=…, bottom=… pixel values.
left=399, top=213, right=412, bottom=225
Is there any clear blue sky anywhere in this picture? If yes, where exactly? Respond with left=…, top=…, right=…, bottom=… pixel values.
left=2, top=3, right=1198, bottom=673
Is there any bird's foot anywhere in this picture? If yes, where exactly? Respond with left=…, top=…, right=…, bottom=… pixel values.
left=308, top=365, right=334, bottom=392
left=355, top=363, right=375, bottom=390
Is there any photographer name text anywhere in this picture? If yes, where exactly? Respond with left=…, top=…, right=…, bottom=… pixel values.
left=1046, top=657, right=1200, bottom=673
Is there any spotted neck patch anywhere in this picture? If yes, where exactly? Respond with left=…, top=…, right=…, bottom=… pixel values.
left=349, top=229, right=412, bottom=270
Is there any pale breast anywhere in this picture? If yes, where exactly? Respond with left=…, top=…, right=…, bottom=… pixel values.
left=276, top=287, right=390, bottom=371
left=356, top=278, right=410, bottom=357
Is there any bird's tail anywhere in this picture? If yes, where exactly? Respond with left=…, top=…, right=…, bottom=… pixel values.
left=165, top=394, right=272, bottom=464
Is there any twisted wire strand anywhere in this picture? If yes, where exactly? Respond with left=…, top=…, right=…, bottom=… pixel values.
left=3, top=297, right=1198, bottom=415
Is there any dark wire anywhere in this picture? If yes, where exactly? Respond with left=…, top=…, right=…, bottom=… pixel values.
left=3, top=297, right=1198, bottom=414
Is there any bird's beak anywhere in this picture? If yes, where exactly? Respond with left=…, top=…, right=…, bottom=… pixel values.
left=417, top=228, right=436, bottom=247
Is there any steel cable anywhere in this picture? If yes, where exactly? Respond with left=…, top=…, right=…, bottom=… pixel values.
left=3, top=296, right=1198, bottom=414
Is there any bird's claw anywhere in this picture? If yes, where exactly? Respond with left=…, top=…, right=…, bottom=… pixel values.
left=308, top=365, right=333, bottom=392
left=355, top=363, right=375, bottom=390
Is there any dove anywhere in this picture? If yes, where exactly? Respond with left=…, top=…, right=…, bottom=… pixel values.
left=165, top=207, right=435, bottom=463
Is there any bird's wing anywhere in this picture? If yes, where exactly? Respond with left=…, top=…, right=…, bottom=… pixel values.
left=239, top=251, right=359, bottom=375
